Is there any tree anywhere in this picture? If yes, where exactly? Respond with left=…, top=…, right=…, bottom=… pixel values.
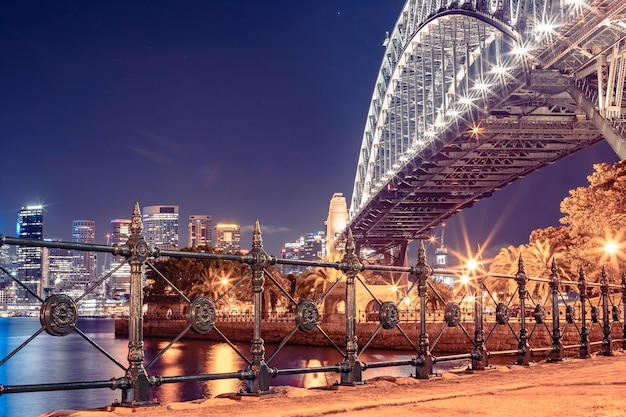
left=491, top=161, right=626, bottom=288
left=485, top=239, right=569, bottom=303
left=558, top=160, right=626, bottom=281
left=485, top=245, right=523, bottom=301
left=144, top=245, right=250, bottom=304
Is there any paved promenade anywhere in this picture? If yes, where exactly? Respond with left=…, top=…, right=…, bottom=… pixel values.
left=41, top=352, right=626, bottom=417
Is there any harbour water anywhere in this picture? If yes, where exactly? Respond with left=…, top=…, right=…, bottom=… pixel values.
left=0, top=317, right=434, bottom=417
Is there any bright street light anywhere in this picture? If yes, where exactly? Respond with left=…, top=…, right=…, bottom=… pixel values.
left=605, top=241, right=618, bottom=255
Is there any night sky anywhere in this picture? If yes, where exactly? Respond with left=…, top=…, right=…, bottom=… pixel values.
left=0, top=1, right=620, bottom=263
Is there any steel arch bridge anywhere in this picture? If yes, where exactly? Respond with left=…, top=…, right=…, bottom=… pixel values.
left=348, top=0, right=626, bottom=263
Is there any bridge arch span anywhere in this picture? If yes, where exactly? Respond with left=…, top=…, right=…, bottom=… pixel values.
left=349, top=0, right=626, bottom=261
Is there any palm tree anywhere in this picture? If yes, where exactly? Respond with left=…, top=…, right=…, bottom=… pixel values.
left=486, top=245, right=523, bottom=302
left=522, top=238, right=567, bottom=300
left=296, top=268, right=331, bottom=301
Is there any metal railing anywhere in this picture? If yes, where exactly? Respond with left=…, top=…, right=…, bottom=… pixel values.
left=0, top=202, right=624, bottom=408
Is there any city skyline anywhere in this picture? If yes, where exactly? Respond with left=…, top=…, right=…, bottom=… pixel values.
left=0, top=1, right=620, bottom=262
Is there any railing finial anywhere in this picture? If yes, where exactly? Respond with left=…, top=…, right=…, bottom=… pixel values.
left=131, top=201, right=143, bottom=236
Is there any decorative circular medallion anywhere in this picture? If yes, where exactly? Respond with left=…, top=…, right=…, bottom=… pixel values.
left=135, top=239, right=150, bottom=261
left=378, top=301, right=399, bottom=330
left=495, top=302, right=510, bottom=325
left=591, top=306, right=599, bottom=323
left=565, top=305, right=575, bottom=324
left=612, top=305, right=621, bottom=322
left=445, top=302, right=461, bottom=327
left=186, top=296, right=216, bottom=334
left=295, top=299, right=319, bottom=333
left=533, top=305, right=546, bottom=324
left=40, top=294, right=78, bottom=336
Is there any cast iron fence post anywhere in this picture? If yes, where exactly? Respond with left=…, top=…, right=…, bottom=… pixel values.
left=600, top=266, right=612, bottom=356
left=578, top=266, right=590, bottom=358
left=121, top=202, right=154, bottom=405
left=622, top=272, right=626, bottom=346
left=415, top=240, right=433, bottom=378
left=246, top=221, right=272, bottom=394
left=340, top=229, right=363, bottom=385
left=471, top=246, right=487, bottom=370
left=548, top=258, right=563, bottom=362
left=515, top=255, right=531, bottom=365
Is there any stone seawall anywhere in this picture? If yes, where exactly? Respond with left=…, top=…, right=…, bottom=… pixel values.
left=115, top=318, right=625, bottom=354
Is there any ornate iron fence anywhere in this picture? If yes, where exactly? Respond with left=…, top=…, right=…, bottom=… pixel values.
left=0, top=202, right=624, bottom=408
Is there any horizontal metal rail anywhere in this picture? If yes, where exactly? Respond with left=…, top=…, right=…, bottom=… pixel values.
left=0, top=203, right=624, bottom=411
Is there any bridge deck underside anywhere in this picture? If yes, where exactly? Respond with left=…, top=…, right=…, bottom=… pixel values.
left=350, top=117, right=603, bottom=249
left=349, top=0, right=626, bottom=254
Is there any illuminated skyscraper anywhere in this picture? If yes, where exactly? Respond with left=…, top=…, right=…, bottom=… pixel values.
left=142, top=205, right=179, bottom=251
left=214, top=223, right=240, bottom=253
left=16, top=205, right=43, bottom=302
left=325, top=193, right=348, bottom=257
left=109, top=219, right=132, bottom=297
left=188, top=215, right=212, bottom=248
left=280, top=231, right=325, bottom=275
left=71, top=220, right=96, bottom=284
left=45, top=240, right=74, bottom=294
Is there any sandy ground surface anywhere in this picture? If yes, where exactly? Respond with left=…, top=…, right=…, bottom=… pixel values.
left=40, top=352, right=626, bottom=417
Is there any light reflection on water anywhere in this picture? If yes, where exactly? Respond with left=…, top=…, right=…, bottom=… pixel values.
left=0, top=318, right=459, bottom=417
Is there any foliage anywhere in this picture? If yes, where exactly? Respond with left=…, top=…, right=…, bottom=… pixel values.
left=485, top=160, right=626, bottom=298
left=144, top=245, right=250, bottom=304
left=426, top=279, right=454, bottom=309
left=557, top=160, right=626, bottom=280
left=486, top=239, right=569, bottom=303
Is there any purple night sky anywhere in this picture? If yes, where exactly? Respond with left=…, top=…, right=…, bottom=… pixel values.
left=0, top=1, right=620, bottom=263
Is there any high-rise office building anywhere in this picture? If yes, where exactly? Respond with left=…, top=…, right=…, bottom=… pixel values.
left=108, top=219, right=132, bottom=297
left=16, top=205, right=43, bottom=302
left=214, top=223, right=240, bottom=253
left=44, top=240, right=74, bottom=294
left=71, top=220, right=96, bottom=284
left=281, top=231, right=325, bottom=275
left=0, top=245, right=10, bottom=283
left=142, top=205, right=179, bottom=251
left=326, top=193, right=348, bottom=257
left=188, top=215, right=212, bottom=248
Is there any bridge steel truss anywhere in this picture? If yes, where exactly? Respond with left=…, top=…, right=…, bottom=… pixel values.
left=349, top=0, right=626, bottom=259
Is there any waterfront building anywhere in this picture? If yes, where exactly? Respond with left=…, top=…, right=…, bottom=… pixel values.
left=142, top=205, right=179, bottom=251
left=188, top=215, right=212, bottom=248
left=431, top=226, right=454, bottom=287
left=108, top=219, right=132, bottom=297
left=0, top=245, right=10, bottom=286
left=214, top=223, right=240, bottom=253
left=71, top=220, right=96, bottom=284
left=44, top=240, right=74, bottom=295
left=280, top=231, right=325, bottom=275
left=0, top=245, right=9, bottom=267
left=15, top=205, right=43, bottom=302
left=325, top=193, right=348, bottom=257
